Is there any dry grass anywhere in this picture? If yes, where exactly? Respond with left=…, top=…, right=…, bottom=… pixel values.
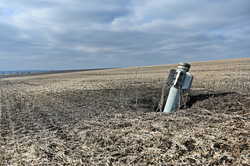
left=0, top=58, right=250, bottom=165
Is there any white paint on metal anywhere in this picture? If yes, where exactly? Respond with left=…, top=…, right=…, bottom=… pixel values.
left=163, top=86, right=181, bottom=113
left=163, top=63, right=193, bottom=113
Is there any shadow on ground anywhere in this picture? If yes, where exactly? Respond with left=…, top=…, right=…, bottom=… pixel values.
left=186, top=91, right=239, bottom=108
left=130, top=87, right=249, bottom=114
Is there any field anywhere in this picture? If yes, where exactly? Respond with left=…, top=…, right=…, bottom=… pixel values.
left=0, top=58, right=249, bottom=165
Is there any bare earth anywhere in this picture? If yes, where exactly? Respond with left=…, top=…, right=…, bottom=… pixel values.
left=0, top=58, right=249, bottom=165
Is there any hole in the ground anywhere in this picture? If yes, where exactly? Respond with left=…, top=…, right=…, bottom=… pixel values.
left=186, top=91, right=239, bottom=108
left=130, top=89, right=247, bottom=113
left=129, top=96, right=159, bottom=112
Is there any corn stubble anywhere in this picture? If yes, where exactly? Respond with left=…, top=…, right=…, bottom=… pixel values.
left=0, top=58, right=250, bottom=165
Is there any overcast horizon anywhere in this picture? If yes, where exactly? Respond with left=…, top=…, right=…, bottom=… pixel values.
left=1, top=0, right=250, bottom=70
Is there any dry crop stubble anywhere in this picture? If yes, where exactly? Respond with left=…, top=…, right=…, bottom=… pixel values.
left=0, top=58, right=249, bottom=165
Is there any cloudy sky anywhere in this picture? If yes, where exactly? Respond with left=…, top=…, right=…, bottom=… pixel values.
left=0, top=0, right=250, bottom=70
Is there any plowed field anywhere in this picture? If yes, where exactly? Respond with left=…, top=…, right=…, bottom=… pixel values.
left=0, top=58, right=249, bottom=165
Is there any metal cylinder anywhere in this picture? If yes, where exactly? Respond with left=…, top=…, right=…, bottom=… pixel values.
left=163, top=63, right=191, bottom=113
left=163, top=86, right=181, bottom=113
left=177, top=62, right=191, bottom=72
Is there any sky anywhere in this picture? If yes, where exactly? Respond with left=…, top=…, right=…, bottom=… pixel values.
left=0, top=0, right=250, bottom=70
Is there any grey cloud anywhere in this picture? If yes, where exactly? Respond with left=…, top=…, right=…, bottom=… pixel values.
left=0, top=0, right=249, bottom=70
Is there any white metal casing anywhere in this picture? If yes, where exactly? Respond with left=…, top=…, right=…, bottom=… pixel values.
left=163, top=69, right=193, bottom=113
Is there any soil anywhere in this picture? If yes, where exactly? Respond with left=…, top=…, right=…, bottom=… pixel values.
left=0, top=59, right=250, bottom=165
